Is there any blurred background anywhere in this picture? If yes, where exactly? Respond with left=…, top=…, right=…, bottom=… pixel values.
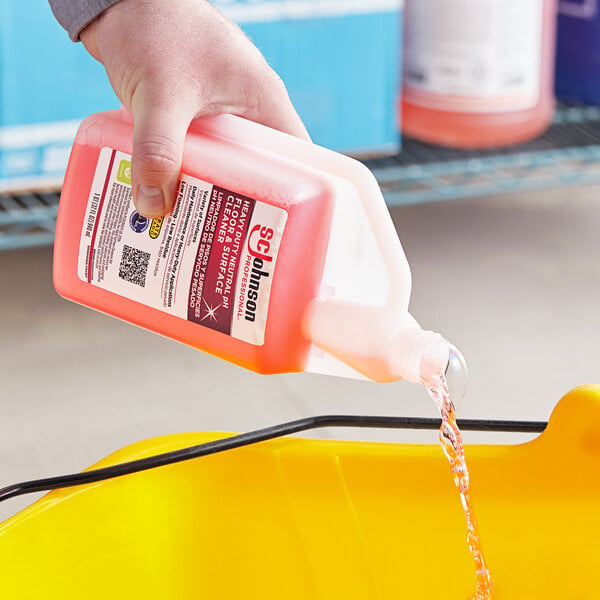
left=1, top=0, right=600, bottom=522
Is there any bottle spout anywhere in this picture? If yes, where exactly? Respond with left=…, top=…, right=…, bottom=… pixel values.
left=416, top=340, right=469, bottom=402
left=388, top=326, right=450, bottom=385
left=303, top=298, right=463, bottom=385
left=443, top=344, right=469, bottom=407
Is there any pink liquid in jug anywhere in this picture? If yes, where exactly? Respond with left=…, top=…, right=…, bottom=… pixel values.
left=53, top=111, right=336, bottom=374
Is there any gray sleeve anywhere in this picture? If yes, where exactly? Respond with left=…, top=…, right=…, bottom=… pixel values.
left=48, top=0, right=125, bottom=41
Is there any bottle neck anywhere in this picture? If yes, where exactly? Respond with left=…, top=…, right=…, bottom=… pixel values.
left=303, top=299, right=449, bottom=384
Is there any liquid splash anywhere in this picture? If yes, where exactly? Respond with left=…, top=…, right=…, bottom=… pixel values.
left=425, top=374, right=493, bottom=600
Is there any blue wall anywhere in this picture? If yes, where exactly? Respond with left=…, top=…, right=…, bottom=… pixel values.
left=244, top=12, right=401, bottom=152
left=0, top=2, right=117, bottom=126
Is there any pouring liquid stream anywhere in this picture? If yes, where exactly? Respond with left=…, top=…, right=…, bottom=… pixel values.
left=425, top=374, right=493, bottom=600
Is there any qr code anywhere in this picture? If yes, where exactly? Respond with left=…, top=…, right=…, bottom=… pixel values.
left=119, top=245, right=150, bottom=287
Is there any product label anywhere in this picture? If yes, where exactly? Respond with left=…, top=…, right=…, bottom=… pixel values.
left=403, top=0, right=543, bottom=112
left=78, top=148, right=287, bottom=345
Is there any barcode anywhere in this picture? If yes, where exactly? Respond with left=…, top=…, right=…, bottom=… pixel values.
left=119, top=244, right=150, bottom=287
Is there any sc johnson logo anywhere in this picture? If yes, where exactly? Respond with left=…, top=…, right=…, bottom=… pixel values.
left=244, top=225, right=274, bottom=322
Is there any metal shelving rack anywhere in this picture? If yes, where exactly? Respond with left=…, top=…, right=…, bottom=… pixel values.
left=0, top=191, right=60, bottom=251
left=2, top=104, right=600, bottom=251
left=363, top=104, right=600, bottom=206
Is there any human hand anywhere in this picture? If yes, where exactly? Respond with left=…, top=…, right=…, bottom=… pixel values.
left=80, top=0, right=309, bottom=217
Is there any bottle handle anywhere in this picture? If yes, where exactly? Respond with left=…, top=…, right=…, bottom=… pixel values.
left=191, top=114, right=412, bottom=312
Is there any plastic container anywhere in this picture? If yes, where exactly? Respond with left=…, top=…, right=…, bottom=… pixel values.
left=53, top=110, right=450, bottom=384
left=1, top=385, right=599, bottom=598
left=555, top=0, right=600, bottom=105
left=401, top=0, right=557, bottom=148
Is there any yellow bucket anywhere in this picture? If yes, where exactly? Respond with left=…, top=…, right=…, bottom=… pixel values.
left=1, top=385, right=599, bottom=599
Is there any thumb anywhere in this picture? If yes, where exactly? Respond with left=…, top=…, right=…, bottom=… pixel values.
left=130, top=88, right=193, bottom=217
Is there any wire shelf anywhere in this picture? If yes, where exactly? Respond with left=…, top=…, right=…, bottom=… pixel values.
left=362, top=103, right=600, bottom=205
left=0, top=191, right=59, bottom=251
left=2, top=104, right=600, bottom=251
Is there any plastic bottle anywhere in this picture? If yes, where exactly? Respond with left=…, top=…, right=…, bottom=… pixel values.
left=401, top=0, right=557, bottom=149
left=555, top=0, right=600, bottom=105
left=53, top=109, right=457, bottom=385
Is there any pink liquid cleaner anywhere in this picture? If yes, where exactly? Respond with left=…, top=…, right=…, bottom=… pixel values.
left=402, top=0, right=556, bottom=149
left=54, top=109, right=454, bottom=385
left=425, top=373, right=493, bottom=600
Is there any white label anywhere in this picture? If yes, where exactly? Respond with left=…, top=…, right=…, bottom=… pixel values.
left=78, top=148, right=287, bottom=345
left=403, top=0, right=543, bottom=112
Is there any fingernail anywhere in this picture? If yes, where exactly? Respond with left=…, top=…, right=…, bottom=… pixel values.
left=136, top=185, right=164, bottom=216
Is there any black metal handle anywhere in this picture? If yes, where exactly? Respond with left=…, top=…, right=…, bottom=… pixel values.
left=0, top=414, right=546, bottom=504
